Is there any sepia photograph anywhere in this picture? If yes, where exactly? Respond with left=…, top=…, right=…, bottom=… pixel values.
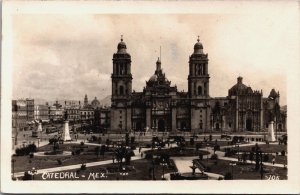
left=1, top=0, right=300, bottom=194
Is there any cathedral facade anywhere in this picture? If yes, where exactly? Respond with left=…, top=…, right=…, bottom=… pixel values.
left=110, top=37, right=287, bottom=133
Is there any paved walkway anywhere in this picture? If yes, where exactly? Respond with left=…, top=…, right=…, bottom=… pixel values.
left=172, top=156, right=224, bottom=180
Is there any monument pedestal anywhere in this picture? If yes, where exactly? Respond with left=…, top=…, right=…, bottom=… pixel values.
left=267, top=121, right=276, bottom=142
left=62, top=120, right=72, bottom=141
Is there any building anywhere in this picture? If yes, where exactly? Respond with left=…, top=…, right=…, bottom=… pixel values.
left=49, top=101, right=64, bottom=122
left=80, top=108, right=94, bottom=123
left=34, top=105, right=49, bottom=122
left=12, top=100, right=28, bottom=131
left=26, top=99, right=35, bottom=122
left=91, top=97, right=101, bottom=109
left=79, top=95, right=95, bottom=123
left=110, top=37, right=287, bottom=133
left=94, top=107, right=110, bottom=132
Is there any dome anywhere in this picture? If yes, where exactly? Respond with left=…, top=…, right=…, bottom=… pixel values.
left=149, top=74, right=158, bottom=82
left=193, top=36, right=204, bottom=54
left=228, top=77, right=248, bottom=96
left=117, top=41, right=127, bottom=50
left=194, top=42, right=203, bottom=50
left=117, top=35, right=127, bottom=53
left=91, top=97, right=100, bottom=108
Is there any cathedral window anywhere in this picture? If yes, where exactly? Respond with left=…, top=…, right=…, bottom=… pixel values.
left=198, top=86, right=202, bottom=95
left=116, top=64, right=119, bottom=75
left=119, top=85, right=124, bottom=95
left=124, top=64, right=127, bottom=74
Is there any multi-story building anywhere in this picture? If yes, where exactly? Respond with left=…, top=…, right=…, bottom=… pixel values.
left=80, top=108, right=94, bottom=123
left=94, top=107, right=111, bottom=132
left=12, top=100, right=28, bottom=131
left=26, top=99, right=34, bottom=122
left=110, top=37, right=287, bottom=133
left=34, top=105, right=49, bottom=122
left=65, top=107, right=80, bottom=122
left=49, top=105, right=64, bottom=122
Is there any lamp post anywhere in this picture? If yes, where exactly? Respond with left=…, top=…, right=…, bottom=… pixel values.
left=161, top=159, right=167, bottom=179
left=237, top=141, right=240, bottom=161
left=37, top=137, right=40, bottom=149
left=229, top=162, right=236, bottom=179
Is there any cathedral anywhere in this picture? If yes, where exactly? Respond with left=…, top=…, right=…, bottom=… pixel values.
left=110, top=36, right=287, bottom=133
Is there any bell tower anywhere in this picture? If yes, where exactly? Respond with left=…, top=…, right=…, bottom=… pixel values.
left=111, top=35, right=132, bottom=131
left=188, top=36, right=211, bottom=133
left=188, top=36, right=210, bottom=98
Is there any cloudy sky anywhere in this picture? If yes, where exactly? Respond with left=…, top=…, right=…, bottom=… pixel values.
left=11, top=9, right=298, bottom=105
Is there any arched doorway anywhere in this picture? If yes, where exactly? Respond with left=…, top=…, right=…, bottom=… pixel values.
left=246, top=118, right=252, bottom=131
left=158, top=119, right=165, bottom=132
left=136, top=122, right=142, bottom=131
left=216, top=123, right=220, bottom=130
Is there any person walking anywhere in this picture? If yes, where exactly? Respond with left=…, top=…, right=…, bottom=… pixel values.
left=272, top=155, right=276, bottom=165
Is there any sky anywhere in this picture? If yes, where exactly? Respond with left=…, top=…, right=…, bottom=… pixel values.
left=11, top=11, right=297, bottom=106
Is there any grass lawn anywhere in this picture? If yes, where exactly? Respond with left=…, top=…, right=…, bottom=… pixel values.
left=229, top=153, right=287, bottom=165
left=31, top=159, right=177, bottom=180
left=221, top=143, right=287, bottom=153
left=12, top=143, right=116, bottom=173
left=194, top=159, right=287, bottom=180
left=238, top=144, right=287, bottom=153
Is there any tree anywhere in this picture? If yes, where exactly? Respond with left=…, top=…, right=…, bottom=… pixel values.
left=255, top=144, right=260, bottom=171
left=249, top=151, right=254, bottom=163
left=100, top=145, right=106, bottom=158
left=242, top=152, right=247, bottom=163
left=114, top=146, right=132, bottom=170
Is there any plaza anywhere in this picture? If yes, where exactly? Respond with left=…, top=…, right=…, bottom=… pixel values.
left=11, top=125, right=287, bottom=180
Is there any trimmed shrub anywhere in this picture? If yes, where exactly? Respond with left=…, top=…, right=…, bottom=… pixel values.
left=211, top=154, right=218, bottom=160
left=81, top=164, right=86, bottom=170
left=57, top=159, right=63, bottom=165
left=263, top=154, right=269, bottom=162
left=15, top=144, right=37, bottom=156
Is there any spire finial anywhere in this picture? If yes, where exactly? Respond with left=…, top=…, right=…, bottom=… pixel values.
left=121, top=35, right=123, bottom=41
left=197, top=35, right=200, bottom=42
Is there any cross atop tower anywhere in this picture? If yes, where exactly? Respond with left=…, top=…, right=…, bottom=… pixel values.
left=197, top=35, right=200, bottom=42
left=121, top=35, right=123, bottom=41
